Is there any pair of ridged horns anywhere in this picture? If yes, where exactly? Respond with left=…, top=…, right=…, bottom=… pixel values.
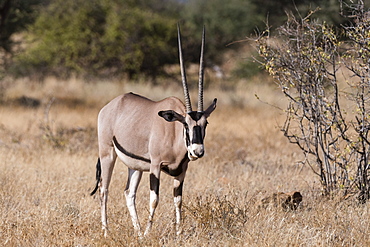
left=177, top=24, right=205, bottom=113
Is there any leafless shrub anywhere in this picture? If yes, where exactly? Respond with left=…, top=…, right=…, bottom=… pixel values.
left=39, top=97, right=66, bottom=148
left=341, top=0, right=370, bottom=202
left=256, top=1, right=370, bottom=201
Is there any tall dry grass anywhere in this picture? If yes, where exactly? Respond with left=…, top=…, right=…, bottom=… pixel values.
left=1, top=78, right=370, bottom=246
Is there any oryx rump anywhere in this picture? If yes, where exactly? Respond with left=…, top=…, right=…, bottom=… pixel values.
left=91, top=24, right=217, bottom=237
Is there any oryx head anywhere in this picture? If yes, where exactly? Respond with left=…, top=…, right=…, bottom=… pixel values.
left=158, top=24, right=217, bottom=161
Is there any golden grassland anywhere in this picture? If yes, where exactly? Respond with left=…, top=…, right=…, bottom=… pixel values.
left=1, top=77, right=370, bottom=246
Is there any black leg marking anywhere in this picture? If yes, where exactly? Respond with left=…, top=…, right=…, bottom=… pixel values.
left=174, top=181, right=184, bottom=197
left=150, top=173, right=160, bottom=195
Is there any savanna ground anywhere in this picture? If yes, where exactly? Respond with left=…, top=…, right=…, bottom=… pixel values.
left=1, top=75, right=370, bottom=246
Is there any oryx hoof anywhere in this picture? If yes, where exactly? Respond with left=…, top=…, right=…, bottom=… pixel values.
left=101, top=226, right=109, bottom=238
left=176, top=228, right=183, bottom=236
left=137, top=231, right=144, bottom=240
left=144, top=223, right=152, bottom=236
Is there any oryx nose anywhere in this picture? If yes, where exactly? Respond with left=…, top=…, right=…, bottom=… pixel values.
left=194, top=148, right=204, bottom=158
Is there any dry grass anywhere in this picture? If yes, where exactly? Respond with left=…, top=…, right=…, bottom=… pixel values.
left=1, top=78, right=370, bottom=246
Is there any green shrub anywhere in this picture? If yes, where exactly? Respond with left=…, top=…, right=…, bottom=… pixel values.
left=12, top=0, right=178, bottom=79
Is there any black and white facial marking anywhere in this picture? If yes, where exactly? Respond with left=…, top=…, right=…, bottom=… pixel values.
left=183, top=111, right=208, bottom=160
left=158, top=98, right=217, bottom=161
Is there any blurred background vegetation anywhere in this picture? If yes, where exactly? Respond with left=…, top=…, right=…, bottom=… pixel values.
left=0, top=0, right=359, bottom=82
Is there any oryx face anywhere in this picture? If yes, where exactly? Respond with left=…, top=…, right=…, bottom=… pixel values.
left=184, top=111, right=208, bottom=160
left=158, top=98, right=217, bottom=161
left=158, top=24, right=216, bottom=160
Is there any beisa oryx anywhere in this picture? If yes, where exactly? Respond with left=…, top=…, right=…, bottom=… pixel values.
left=90, top=25, right=217, bottom=236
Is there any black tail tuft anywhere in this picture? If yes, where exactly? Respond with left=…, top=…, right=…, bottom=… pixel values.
left=90, top=158, right=101, bottom=196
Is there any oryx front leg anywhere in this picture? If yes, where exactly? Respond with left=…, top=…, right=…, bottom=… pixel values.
left=99, top=152, right=117, bottom=237
left=124, top=168, right=143, bottom=235
left=174, top=172, right=186, bottom=235
left=144, top=167, right=161, bottom=236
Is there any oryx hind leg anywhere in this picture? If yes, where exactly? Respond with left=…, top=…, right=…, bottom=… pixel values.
left=124, top=168, right=143, bottom=235
left=99, top=146, right=117, bottom=236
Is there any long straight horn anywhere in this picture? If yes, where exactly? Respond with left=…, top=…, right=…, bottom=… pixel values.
left=198, top=26, right=205, bottom=112
left=177, top=24, right=192, bottom=112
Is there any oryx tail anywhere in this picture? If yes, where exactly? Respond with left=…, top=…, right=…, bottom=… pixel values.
left=90, top=158, right=101, bottom=196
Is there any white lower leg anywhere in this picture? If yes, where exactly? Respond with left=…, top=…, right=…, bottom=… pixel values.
left=124, top=169, right=143, bottom=235
left=144, top=190, right=158, bottom=235
left=125, top=190, right=141, bottom=233
left=174, top=195, right=182, bottom=235
left=101, top=188, right=109, bottom=237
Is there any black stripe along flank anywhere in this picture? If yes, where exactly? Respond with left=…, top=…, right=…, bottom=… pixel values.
left=112, top=136, right=151, bottom=163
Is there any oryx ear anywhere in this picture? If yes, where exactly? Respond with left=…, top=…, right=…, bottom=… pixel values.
left=158, top=110, right=185, bottom=123
left=204, top=98, right=217, bottom=118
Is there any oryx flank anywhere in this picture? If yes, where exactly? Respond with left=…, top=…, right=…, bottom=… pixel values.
left=90, top=25, right=217, bottom=237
